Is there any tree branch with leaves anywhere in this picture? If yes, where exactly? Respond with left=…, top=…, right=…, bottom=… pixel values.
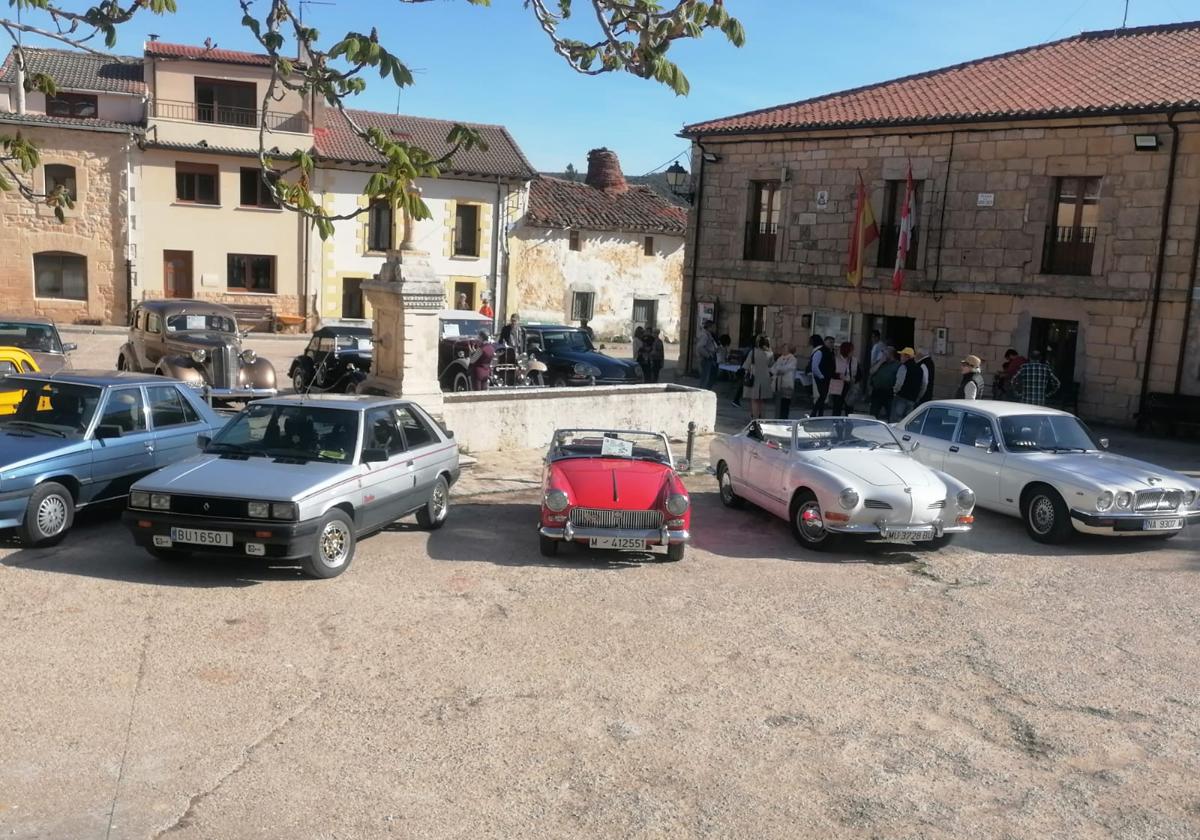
left=0, top=0, right=743, bottom=236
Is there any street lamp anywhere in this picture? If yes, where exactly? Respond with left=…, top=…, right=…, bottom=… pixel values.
left=665, top=161, right=691, bottom=201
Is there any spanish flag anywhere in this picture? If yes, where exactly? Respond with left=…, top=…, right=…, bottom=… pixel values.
left=846, top=171, right=879, bottom=287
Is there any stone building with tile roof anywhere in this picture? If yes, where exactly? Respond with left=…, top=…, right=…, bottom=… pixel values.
left=508, top=148, right=688, bottom=342
left=678, top=21, right=1200, bottom=425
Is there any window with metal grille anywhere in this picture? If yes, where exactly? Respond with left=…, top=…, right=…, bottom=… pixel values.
left=569, top=229, right=581, bottom=251
left=744, top=180, right=780, bottom=261
left=1042, top=177, right=1100, bottom=276
left=571, top=291, right=595, bottom=320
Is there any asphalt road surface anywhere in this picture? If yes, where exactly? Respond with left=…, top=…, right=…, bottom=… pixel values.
left=2, top=474, right=1198, bottom=839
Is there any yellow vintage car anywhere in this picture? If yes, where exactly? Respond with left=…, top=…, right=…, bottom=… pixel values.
left=0, top=347, right=42, bottom=415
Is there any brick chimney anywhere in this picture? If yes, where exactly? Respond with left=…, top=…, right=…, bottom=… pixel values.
left=584, top=147, right=628, bottom=194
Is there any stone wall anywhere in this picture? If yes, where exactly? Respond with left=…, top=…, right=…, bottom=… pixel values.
left=442, top=384, right=716, bottom=453
left=508, top=226, right=685, bottom=340
left=681, top=115, right=1200, bottom=424
left=0, top=125, right=131, bottom=324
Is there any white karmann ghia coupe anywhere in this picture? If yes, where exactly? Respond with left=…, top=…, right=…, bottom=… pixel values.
left=711, top=416, right=976, bottom=550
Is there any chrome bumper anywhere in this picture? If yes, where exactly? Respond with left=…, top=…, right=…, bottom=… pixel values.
left=827, top=520, right=971, bottom=536
left=204, top=386, right=278, bottom=401
left=1070, top=508, right=1199, bottom=531
left=540, top=522, right=690, bottom=545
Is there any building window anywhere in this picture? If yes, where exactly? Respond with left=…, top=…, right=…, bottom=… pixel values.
left=46, top=92, right=98, bottom=119
left=175, top=162, right=219, bottom=205
left=877, top=179, right=921, bottom=269
left=644, top=236, right=654, bottom=256
left=744, top=180, right=781, bottom=261
left=227, top=253, right=276, bottom=292
left=239, top=168, right=279, bottom=208
left=454, top=203, right=480, bottom=257
left=34, top=252, right=88, bottom=301
left=738, top=304, right=765, bottom=347
left=194, top=78, right=257, bottom=127
left=569, top=229, right=581, bottom=251
left=367, top=198, right=393, bottom=252
left=1043, top=177, right=1100, bottom=276
left=44, top=164, right=77, bottom=202
left=571, top=291, right=595, bottom=321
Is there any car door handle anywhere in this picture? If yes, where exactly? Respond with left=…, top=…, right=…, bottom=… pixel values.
left=405, top=460, right=414, bottom=468
left=949, top=445, right=959, bottom=453
left=144, top=442, right=155, bottom=452
left=902, top=435, right=911, bottom=441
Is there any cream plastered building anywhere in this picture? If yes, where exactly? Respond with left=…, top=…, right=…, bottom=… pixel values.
left=508, top=149, right=688, bottom=341
left=313, top=109, right=534, bottom=323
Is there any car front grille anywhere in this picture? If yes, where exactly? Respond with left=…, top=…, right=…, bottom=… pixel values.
left=168, top=495, right=248, bottom=519
left=1135, top=489, right=1183, bottom=512
left=864, top=499, right=892, bottom=510
left=209, top=345, right=237, bottom=389
left=569, top=508, right=664, bottom=530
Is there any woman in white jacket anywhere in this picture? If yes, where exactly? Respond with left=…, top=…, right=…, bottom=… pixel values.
left=769, top=344, right=797, bottom=418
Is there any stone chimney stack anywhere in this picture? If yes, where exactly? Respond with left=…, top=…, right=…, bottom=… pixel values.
left=584, top=147, right=628, bottom=194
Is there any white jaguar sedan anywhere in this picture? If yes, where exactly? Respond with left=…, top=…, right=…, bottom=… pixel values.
left=896, top=400, right=1200, bottom=543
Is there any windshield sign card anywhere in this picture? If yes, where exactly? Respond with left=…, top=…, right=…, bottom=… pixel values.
left=601, top=437, right=634, bottom=458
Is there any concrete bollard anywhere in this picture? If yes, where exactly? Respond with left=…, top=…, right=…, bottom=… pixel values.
left=685, top=420, right=696, bottom=472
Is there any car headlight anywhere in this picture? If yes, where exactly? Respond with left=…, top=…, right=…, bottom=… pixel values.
left=191, top=349, right=208, bottom=364
left=247, top=501, right=270, bottom=518
left=150, top=493, right=171, bottom=510
left=956, top=489, right=976, bottom=511
left=544, top=488, right=569, bottom=512
left=1185, top=490, right=1197, bottom=507
left=271, top=502, right=297, bottom=520
left=665, top=494, right=689, bottom=516
left=1096, top=490, right=1114, bottom=511
left=130, top=490, right=150, bottom=509
left=1116, top=491, right=1133, bottom=510
left=838, top=488, right=859, bottom=510
left=573, top=362, right=601, bottom=377
left=240, top=349, right=257, bottom=364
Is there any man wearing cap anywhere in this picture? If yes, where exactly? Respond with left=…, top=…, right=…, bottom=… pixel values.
left=956, top=355, right=985, bottom=400
left=891, top=347, right=925, bottom=421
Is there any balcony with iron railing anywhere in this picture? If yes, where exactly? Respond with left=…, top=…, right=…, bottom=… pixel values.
left=152, top=99, right=311, bottom=134
left=1042, top=225, right=1097, bottom=276
left=743, top=222, right=778, bottom=262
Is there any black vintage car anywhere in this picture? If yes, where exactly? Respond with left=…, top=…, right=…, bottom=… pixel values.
left=117, top=300, right=277, bottom=401
left=523, top=324, right=643, bottom=387
left=288, top=323, right=373, bottom=394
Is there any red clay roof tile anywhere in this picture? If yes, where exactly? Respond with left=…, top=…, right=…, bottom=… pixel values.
left=525, top=176, right=687, bottom=236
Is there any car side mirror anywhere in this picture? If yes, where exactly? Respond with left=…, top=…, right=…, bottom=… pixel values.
left=361, top=447, right=388, bottom=463
left=1098, top=437, right=1110, bottom=450
left=196, top=434, right=211, bottom=449
left=987, top=440, right=1000, bottom=453
left=94, top=424, right=123, bottom=439
left=62, top=342, right=78, bottom=353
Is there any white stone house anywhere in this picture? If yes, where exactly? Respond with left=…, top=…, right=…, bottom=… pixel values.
left=506, top=148, right=687, bottom=341
left=314, top=109, right=534, bottom=322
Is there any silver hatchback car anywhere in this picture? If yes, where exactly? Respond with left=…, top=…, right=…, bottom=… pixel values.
left=124, top=395, right=459, bottom=578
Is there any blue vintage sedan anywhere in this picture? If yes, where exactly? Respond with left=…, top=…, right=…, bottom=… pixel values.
left=0, top=371, right=225, bottom=547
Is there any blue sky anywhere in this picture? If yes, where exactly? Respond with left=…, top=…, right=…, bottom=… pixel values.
left=24, top=0, right=1199, bottom=174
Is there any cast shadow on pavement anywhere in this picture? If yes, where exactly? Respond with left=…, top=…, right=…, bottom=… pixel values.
left=0, top=504, right=310, bottom=588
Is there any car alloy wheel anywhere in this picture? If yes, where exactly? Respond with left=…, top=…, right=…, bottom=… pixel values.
left=1028, top=494, right=1056, bottom=536
left=293, top=370, right=309, bottom=393
left=319, top=519, right=351, bottom=568
left=19, top=481, right=75, bottom=548
left=717, top=463, right=743, bottom=509
left=37, top=494, right=69, bottom=538
left=417, top=476, right=450, bottom=530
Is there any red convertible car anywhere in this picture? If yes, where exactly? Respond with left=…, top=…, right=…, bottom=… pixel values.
left=538, top=429, right=691, bottom=561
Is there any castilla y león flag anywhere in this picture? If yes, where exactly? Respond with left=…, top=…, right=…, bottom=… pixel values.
left=892, top=162, right=917, bottom=293
left=846, top=171, right=878, bottom=287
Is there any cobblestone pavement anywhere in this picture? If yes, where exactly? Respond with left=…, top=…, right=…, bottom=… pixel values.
left=1, top=436, right=1198, bottom=839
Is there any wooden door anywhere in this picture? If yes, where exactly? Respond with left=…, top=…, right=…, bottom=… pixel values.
left=163, top=250, right=193, bottom=298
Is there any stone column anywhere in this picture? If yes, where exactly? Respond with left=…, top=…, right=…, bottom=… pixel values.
left=360, top=243, right=446, bottom=417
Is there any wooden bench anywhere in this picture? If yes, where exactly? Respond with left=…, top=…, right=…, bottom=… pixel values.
left=226, top=303, right=275, bottom=334
left=1137, top=392, right=1200, bottom=437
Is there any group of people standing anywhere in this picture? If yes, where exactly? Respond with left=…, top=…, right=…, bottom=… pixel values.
left=632, top=325, right=666, bottom=383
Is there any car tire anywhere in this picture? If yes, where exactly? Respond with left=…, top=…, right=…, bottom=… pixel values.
left=116, top=354, right=129, bottom=371
left=717, top=462, right=744, bottom=509
left=149, top=547, right=191, bottom=562
left=292, top=369, right=309, bottom=393
left=452, top=371, right=471, bottom=393
left=19, top=481, right=75, bottom=548
left=539, top=534, right=559, bottom=557
left=790, top=489, right=840, bottom=551
left=301, top=509, right=356, bottom=579
left=664, top=542, right=685, bottom=562
left=528, top=371, right=544, bottom=387
left=416, top=476, right=450, bottom=530
left=550, top=375, right=568, bottom=388
left=1021, top=484, right=1074, bottom=544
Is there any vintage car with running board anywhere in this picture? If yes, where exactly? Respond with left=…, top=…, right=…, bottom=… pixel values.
left=896, top=400, right=1200, bottom=543
left=711, top=416, right=975, bottom=551
left=124, top=394, right=458, bottom=578
left=539, top=429, right=690, bottom=561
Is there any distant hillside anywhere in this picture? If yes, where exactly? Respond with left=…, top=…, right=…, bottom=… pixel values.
left=541, top=171, right=689, bottom=207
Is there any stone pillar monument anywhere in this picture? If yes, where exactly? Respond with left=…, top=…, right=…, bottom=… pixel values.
left=360, top=197, right=446, bottom=416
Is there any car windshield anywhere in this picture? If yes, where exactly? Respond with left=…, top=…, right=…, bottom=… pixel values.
left=0, top=322, right=63, bottom=353
left=1000, top=414, right=1098, bottom=452
left=751, top=417, right=902, bottom=452
left=208, top=403, right=359, bottom=464
left=440, top=318, right=487, bottom=339
left=537, top=330, right=593, bottom=353
left=0, top=380, right=102, bottom=437
left=550, top=429, right=672, bottom=465
left=335, top=334, right=373, bottom=351
left=166, top=313, right=236, bottom=333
